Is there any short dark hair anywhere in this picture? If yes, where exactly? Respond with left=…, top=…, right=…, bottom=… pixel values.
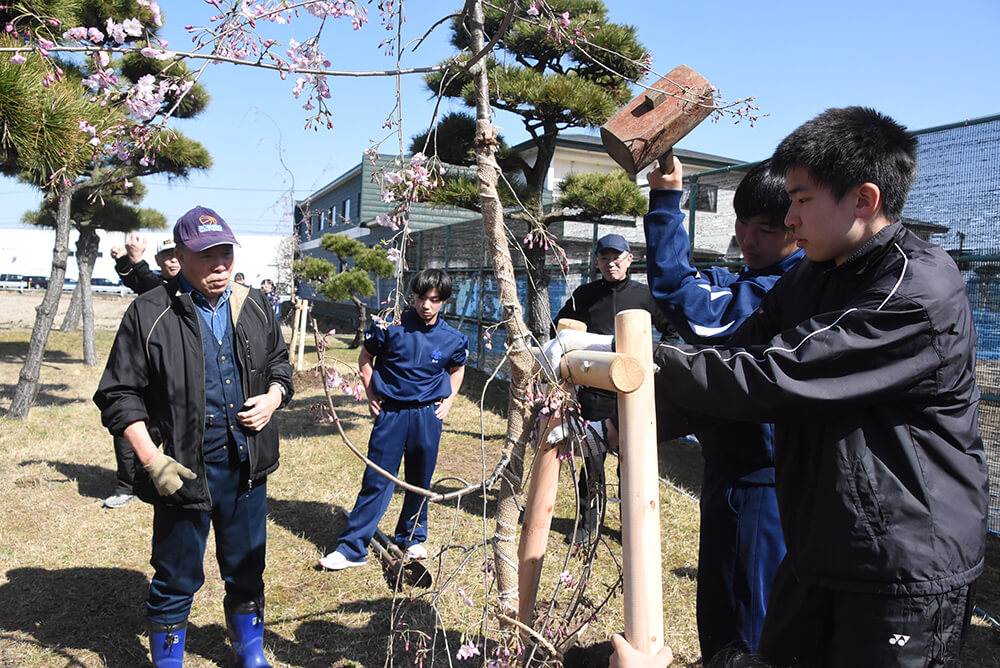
left=770, top=106, right=918, bottom=222
left=410, top=268, right=452, bottom=301
left=733, top=159, right=790, bottom=227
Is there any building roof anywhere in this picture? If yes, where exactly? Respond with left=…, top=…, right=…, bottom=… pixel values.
left=509, top=133, right=746, bottom=170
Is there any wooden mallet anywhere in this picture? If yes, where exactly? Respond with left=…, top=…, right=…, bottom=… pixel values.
left=600, top=64, right=714, bottom=176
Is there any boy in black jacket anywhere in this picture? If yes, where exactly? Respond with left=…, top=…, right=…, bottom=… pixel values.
left=599, top=107, right=987, bottom=667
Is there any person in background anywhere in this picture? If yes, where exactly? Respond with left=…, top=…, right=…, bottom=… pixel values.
left=260, top=278, right=280, bottom=318
left=552, top=233, right=677, bottom=544
left=234, top=272, right=246, bottom=285
left=102, top=234, right=182, bottom=509
left=111, top=234, right=180, bottom=294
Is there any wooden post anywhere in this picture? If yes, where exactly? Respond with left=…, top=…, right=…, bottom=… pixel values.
left=296, top=299, right=310, bottom=371
left=288, top=298, right=301, bottom=366
left=615, top=309, right=663, bottom=655
left=517, top=413, right=566, bottom=627
left=517, top=318, right=587, bottom=627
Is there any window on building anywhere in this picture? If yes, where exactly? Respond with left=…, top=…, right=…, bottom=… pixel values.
left=329, top=206, right=336, bottom=227
left=680, top=184, right=718, bottom=213
left=342, top=198, right=352, bottom=224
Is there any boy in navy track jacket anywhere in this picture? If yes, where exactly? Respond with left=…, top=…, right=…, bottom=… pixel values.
left=645, top=159, right=802, bottom=661
left=320, top=268, right=469, bottom=570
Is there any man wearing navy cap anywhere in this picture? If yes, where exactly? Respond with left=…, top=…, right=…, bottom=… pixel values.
left=553, top=232, right=676, bottom=543
left=95, top=206, right=293, bottom=668
left=320, top=268, right=468, bottom=570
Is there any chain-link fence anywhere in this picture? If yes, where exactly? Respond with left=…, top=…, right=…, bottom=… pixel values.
left=902, top=115, right=1000, bottom=534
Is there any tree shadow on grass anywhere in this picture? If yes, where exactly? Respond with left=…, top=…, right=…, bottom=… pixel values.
left=271, top=597, right=463, bottom=668
left=442, top=427, right=505, bottom=441
left=0, top=567, right=151, bottom=666
left=19, top=459, right=112, bottom=501
left=0, top=340, right=74, bottom=364
left=0, top=382, right=86, bottom=411
left=0, top=566, right=249, bottom=667
left=430, top=479, right=500, bottom=521
left=267, top=498, right=348, bottom=556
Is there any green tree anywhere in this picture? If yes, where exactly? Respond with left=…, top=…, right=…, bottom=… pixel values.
left=295, top=233, right=396, bottom=348
left=22, top=180, right=168, bottom=365
left=1, top=1, right=211, bottom=417
left=424, top=0, right=649, bottom=339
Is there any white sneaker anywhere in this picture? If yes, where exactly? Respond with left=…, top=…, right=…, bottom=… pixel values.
left=318, top=550, right=366, bottom=571
left=405, top=544, right=428, bottom=560
left=103, top=493, right=135, bottom=509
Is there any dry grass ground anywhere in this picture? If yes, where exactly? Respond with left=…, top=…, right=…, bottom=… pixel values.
left=0, top=291, right=998, bottom=667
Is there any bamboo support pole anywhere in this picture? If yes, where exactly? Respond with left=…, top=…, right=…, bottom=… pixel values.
left=615, top=309, right=663, bottom=655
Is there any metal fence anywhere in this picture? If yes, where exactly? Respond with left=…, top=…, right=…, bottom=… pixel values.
left=902, top=115, right=1000, bottom=534
left=372, top=114, right=1000, bottom=532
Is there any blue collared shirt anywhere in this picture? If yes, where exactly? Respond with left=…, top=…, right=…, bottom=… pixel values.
left=178, top=273, right=232, bottom=344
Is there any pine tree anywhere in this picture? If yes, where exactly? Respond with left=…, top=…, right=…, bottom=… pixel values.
left=295, top=234, right=396, bottom=348
left=424, top=0, right=649, bottom=339
left=1, top=1, right=211, bottom=416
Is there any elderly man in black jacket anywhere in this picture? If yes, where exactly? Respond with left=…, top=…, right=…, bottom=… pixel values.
left=553, top=233, right=676, bottom=543
left=94, top=207, right=293, bottom=668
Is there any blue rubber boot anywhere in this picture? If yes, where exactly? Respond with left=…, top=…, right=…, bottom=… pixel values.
left=148, top=621, right=186, bottom=667
left=225, top=597, right=271, bottom=668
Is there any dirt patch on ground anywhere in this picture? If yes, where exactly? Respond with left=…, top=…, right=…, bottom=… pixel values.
left=0, top=290, right=134, bottom=331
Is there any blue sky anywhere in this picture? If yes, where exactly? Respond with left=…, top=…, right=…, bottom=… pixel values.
left=2, top=0, right=998, bottom=235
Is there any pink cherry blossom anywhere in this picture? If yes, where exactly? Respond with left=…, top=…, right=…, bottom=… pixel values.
left=456, top=643, right=480, bottom=661
left=105, top=18, right=127, bottom=44
left=62, top=27, right=89, bottom=41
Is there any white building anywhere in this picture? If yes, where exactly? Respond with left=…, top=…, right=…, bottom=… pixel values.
left=0, top=226, right=289, bottom=287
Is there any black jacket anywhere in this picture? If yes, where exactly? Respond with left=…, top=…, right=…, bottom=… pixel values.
left=555, top=275, right=676, bottom=420
left=653, top=223, right=988, bottom=595
left=94, top=280, right=294, bottom=511
left=115, top=256, right=164, bottom=294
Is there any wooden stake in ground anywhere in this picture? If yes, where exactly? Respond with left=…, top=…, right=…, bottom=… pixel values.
left=289, top=297, right=302, bottom=366
left=296, top=299, right=310, bottom=371
left=517, top=317, right=645, bottom=629
left=616, top=309, right=663, bottom=655
left=517, top=318, right=586, bottom=628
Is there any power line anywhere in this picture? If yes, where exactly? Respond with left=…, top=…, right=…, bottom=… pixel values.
left=144, top=184, right=289, bottom=192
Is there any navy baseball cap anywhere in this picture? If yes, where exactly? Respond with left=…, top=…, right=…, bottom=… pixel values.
left=596, top=233, right=630, bottom=254
left=173, top=206, right=240, bottom=252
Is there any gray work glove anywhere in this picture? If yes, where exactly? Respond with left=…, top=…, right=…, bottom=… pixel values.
left=143, top=448, right=196, bottom=496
